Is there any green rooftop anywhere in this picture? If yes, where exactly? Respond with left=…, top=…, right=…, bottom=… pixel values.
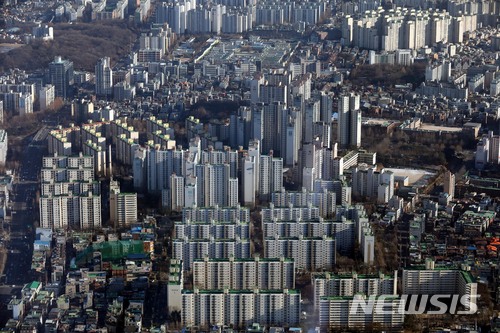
left=26, top=281, right=41, bottom=290
left=461, top=271, right=475, bottom=284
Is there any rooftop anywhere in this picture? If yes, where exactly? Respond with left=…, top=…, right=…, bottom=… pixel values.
left=182, top=289, right=300, bottom=295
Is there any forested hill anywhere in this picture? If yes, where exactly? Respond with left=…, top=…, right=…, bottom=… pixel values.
left=0, top=21, right=136, bottom=72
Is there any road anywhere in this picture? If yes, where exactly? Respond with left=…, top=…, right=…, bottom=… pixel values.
left=3, top=132, right=45, bottom=286
left=0, top=132, right=45, bottom=326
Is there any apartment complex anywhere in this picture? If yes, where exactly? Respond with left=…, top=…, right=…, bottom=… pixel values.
left=342, top=6, right=491, bottom=51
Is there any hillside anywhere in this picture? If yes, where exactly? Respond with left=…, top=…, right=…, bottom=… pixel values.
left=0, top=21, right=137, bottom=72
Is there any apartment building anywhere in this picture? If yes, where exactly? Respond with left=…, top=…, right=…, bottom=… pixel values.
left=264, top=235, right=336, bottom=271
left=312, top=272, right=397, bottom=310
left=0, top=130, right=7, bottom=165
left=319, top=295, right=404, bottom=331
left=192, top=257, right=295, bottom=290
left=174, top=219, right=250, bottom=240
left=172, top=237, right=251, bottom=270
left=40, top=153, right=101, bottom=230
left=181, top=289, right=301, bottom=328
left=402, top=259, right=478, bottom=307
left=182, top=206, right=250, bottom=224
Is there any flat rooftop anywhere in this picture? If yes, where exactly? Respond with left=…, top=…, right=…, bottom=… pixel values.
left=385, top=168, right=435, bottom=186
left=418, top=124, right=462, bottom=132
left=362, top=118, right=398, bottom=127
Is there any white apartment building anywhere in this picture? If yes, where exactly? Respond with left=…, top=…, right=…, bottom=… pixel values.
left=42, top=153, right=94, bottom=170
left=200, top=148, right=238, bottom=177
left=40, top=192, right=101, bottom=230
left=151, top=131, right=175, bottom=150
left=263, top=218, right=355, bottom=255
left=253, top=102, right=284, bottom=155
left=338, top=93, right=361, bottom=148
left=41, top=179, right=100, bottom=196
left=271, top=188, right=336, bottom=218
left=80, top=126, right=106, bottom=151
left=41, top=154, right=95, bottom=182
left=360, top=222, right=375, bottom=265
left=41, top=165, right=94, bottom=183
left=109, top=191, right=137, bottom=228
left=402, top=260, right=477, bottom=307
left=82, top=140, right=107, bottom=177
left=242, top=141, right=284, bottom=206
left=182, top=289, right=301, bottom=328
left=18, top=93, right=33, bottom=115
left=48, top=132, right=73, bottom=157
left=343, top=7, right=482, bottom=50
left=184, top=175, right=197, bottom=208
left=145, top=146, right=185, bottom=193
left=261, top=204, right=320, bottom=221
left=313, top=272, right=397, bottom=310
left=475, top=136, right=490, bottom=169
left=79, top=193, right=102, bottom=229
left=116, top=134, right=140, bottom=166
left=39, top=84, right=55, bottom=111
left=352, top=166, right=394, bottom=203
left=468, top=74, right=485, bottom=93
left=488, top=131, right=500, bottom=165
left=169, top=174, right=185, bottom=212
left=172, top=237, right=251, bottom=270
left=258, top=154, right=283, bottom=200
left=314, top=179, right=352, bottom=206
left=319, top=295, right=404, bottom=330
left=259, top=84, right=288, bottom=106
left=40, top=153, right=101, bottom=230
left=110, top=119, right=139, bottom=145
left=242, top=155, right=257, bottom=206
left=192, top=257, right=295, bottom=290
left=490, top=76, right=500, bottom=97
left=146, top=116, right=175, bottom=139
left=195, top=163, right=239, bottom=207
left=282, top=109, right=302, bottom=167
left=182, top=206, right=250, bottom=223
left=167, top=259, right=183, bottom=312
left=264, top=235, right=336, bottom=271
left=0, top=130, right=7, bottom=165
left=443, top=170, right=456, bottom=199
left=475, top=131, right=500, bottom=170
left=175, top=219, right=250, bottom=240
left=95, top=57, right=113, bottom=96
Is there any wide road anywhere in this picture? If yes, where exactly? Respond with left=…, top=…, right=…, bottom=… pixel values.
left=4, top=132, right=45, bottom=286
left=0, top=131, right=45, bottom=325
